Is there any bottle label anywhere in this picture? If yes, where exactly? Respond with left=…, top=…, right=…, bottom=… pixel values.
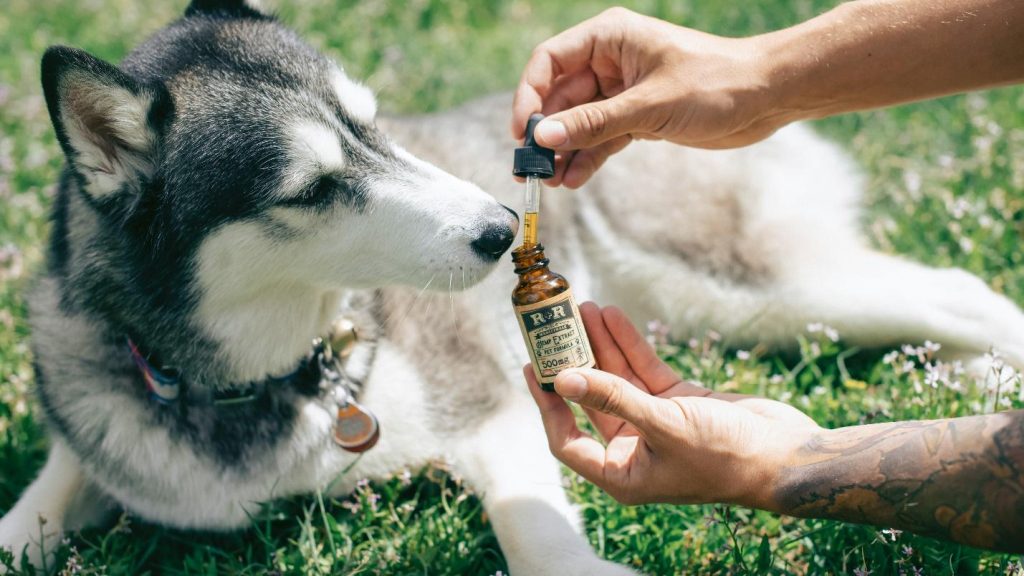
left=514, top=289, right=595, bottom=387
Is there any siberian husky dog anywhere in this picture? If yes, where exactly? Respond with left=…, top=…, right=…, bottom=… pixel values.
left=4, top=1, right=1024, bottom=574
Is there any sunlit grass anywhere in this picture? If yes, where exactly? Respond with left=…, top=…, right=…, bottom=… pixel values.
left=1, top=0, right=1022, bottom=574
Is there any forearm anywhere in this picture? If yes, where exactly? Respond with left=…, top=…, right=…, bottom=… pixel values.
left=768, top=410, right=1024, bottom=553
left=760, top=0, right=1024, bottom=122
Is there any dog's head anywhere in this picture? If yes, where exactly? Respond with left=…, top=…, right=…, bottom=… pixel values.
left=41, top=0, right=518, bottom=376
left=41, top=0, right=516, bottom=293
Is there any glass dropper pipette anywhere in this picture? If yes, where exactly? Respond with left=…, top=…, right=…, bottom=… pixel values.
left=513, top=113, right=556, bottom=247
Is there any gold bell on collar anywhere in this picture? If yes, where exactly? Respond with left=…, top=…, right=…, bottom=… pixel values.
left=329, top=317, right=358, bottom=359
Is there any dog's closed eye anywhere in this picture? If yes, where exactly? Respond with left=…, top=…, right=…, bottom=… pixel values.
left=278, top=174, right=363, bottom=211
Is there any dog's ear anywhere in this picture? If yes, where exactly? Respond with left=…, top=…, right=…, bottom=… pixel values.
left=41, top=46, right=171, bottom=202
left=185, top=0, right=268, bottom=18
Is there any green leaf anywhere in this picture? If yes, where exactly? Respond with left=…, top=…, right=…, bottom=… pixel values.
left=756, top=535, right=772, bottom=575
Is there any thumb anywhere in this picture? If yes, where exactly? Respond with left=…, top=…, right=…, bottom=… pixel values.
left=554, top=368, right=660, bottom=430
left=536, top=95, right=639, bottom=150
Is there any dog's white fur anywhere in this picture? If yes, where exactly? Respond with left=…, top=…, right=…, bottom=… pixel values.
left=329, top=68, right=377, bottom=123
left=280, top=121, right=348, bottom=196
left=6, top=57, right=1024, bottom=576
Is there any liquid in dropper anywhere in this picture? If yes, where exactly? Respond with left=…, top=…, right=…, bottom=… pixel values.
left=522, top=172, right=541, bottom=247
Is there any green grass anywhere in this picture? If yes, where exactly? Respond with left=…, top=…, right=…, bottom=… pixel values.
left=1, top=0, right=1023, bottom=574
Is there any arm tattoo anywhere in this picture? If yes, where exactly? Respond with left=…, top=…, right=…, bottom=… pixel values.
left=773, top=410, right=1024, bottom=553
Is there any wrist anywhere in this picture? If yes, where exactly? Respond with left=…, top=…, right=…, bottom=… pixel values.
left=753, top=1, right=862, bottom=125
left=740, top=423, right=821, bottom=512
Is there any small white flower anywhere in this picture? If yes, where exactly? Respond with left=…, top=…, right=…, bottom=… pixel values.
left=824, top=326, right=840, bottom=342
left=806, top=322, right=823, bottom=333
left=882, top=527, right=903, bottom=541
left=985, top=349, right=1006, bottom=373
left=736, top=350, right=751, bottom=361
left=903, top=170, right=921, bottom=194
left=949, top=198, right=971, bottom=219
left=646, top=319, right=671, bottom=346
left=883, top=351, right=900, bottom=365
left=951, top=360, right=965, bottom=376
left=923, top=363, right=941, bottom=389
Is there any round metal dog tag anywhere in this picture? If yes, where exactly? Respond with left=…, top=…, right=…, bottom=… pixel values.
left=333, top=402, right=380, bottom=452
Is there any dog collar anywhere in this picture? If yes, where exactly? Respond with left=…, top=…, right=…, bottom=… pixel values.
left=127, top=338, right=182, bottom=404
left=127, top=337, right=304, bottom=406
left=126, top=316, right=380, bottom=452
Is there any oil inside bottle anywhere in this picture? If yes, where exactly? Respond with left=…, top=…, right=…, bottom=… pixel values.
left=511, top=243, right=595, bottom=391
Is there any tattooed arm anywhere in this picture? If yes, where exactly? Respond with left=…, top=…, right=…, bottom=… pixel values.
left=772, top=412, right=1024, bottom=552
left=526, top=304, right=1024, bottom=553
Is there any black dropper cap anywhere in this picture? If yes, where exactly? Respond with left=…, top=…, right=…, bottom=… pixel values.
left=513, top=113, right=555, bottom=179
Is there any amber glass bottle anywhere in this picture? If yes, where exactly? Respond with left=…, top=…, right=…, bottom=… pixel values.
left=511, top=243, right=595, bottom=391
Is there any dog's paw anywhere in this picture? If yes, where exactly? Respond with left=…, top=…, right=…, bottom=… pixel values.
left=0, top=514, right=56, bottom=574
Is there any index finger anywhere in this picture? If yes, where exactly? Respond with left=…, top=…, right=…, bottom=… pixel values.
left=511, top=16, right=606, bottom=139
left=577, top=301, right=649, bottom=441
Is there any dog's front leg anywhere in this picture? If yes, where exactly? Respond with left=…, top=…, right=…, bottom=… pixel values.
left=0, top=440, right=112, bottom=572
left=453, top=394, right=638, bottom=576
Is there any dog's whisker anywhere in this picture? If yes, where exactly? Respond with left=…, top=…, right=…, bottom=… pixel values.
left=378, top=271, right=418, bottom=328
left=386, top=272, right=436, bottom=331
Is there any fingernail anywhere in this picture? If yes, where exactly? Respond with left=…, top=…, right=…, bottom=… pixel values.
left=536, top=120, right=568, bottom=147
left=557, top=372, right=587, bottom=400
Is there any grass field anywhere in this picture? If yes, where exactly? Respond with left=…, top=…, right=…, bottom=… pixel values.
left=2, top=0, right=1024, bottom=574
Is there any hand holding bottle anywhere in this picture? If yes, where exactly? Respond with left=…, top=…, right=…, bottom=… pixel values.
left=523, top=303, right=819, bottom=506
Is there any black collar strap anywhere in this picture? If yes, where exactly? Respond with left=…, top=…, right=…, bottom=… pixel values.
left=126, top=317, right=365, bottom=408
left=127, top=337, right=313, bottom=406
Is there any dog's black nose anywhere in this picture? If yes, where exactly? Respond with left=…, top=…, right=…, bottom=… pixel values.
left=472, top=223, right=516, bottom=261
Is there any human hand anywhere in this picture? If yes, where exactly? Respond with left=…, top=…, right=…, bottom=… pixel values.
left=524, top=303, right=821, bottom=508
left=512, top=8, right=786, bottom=188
